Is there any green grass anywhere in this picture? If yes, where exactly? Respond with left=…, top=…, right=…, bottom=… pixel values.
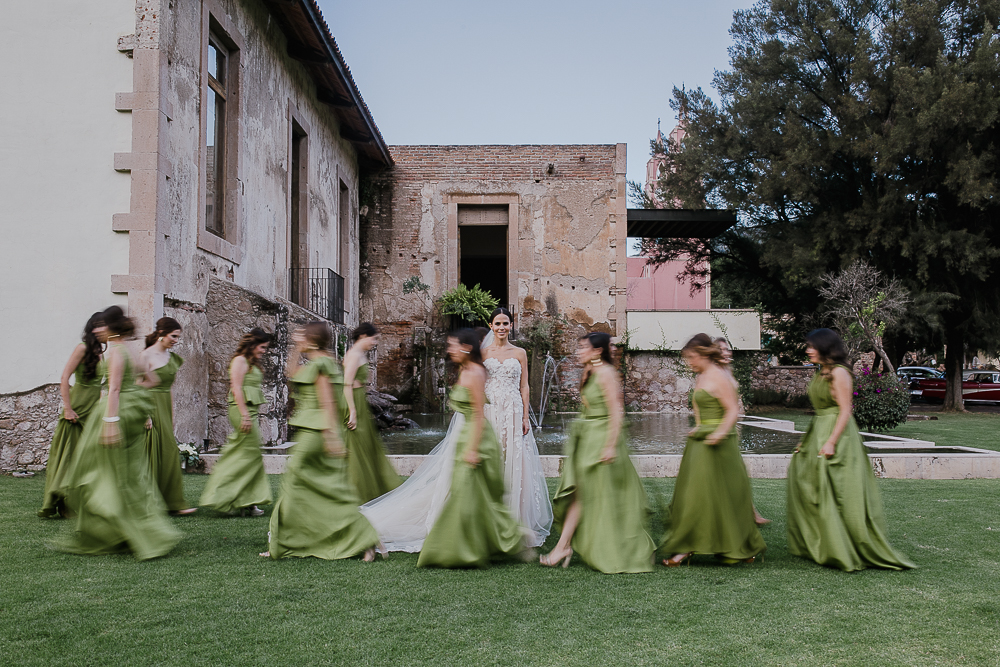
left=3, top=475, right=1000, bottom=665
left=748, top=407, right=1000, bottom=451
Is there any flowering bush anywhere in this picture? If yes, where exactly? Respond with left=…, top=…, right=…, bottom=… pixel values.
left=852, top=367, right=910, bottom=432
left=177, top=443, right=201, bottom=469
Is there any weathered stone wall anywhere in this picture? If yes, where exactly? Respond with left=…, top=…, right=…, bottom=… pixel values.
left=621, top=353, right=694, bottom=413
left=0, top=385, right=61, bottom=471
left=750, top=365, right=814, bottom=397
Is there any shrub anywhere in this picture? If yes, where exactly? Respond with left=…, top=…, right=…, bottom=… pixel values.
left=853, top=367, right=910, bottom=432
left=437, top=284, right=499, bottom=325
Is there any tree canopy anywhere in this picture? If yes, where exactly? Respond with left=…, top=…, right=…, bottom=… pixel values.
left=644, top=0, right=1000, bottom=409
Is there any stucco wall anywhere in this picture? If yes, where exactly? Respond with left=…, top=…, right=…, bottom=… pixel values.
left=0, top=1, right=134, bottom=393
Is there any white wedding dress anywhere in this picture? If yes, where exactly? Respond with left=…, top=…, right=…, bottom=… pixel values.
left=359, top=356, right=553, bottom=551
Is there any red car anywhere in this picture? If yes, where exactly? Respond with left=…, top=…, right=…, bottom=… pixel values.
left=916, top=371, right=1000, bottom=402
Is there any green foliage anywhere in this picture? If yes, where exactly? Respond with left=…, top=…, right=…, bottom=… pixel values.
left=514, top=316, right=565, bottom=356
left=437, top=284, right=499, bottom=325
left=402, top=276, right=430, bottom=295
left=853, top=368, right=911, bottom=432
left=750, top=388, right=811, bottom=409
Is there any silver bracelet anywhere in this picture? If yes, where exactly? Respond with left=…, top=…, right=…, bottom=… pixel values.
left=103, top=416, right=120, bottom=423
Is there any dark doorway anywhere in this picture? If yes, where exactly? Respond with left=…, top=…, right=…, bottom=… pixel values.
left=459, top=224, right=507, bottom=307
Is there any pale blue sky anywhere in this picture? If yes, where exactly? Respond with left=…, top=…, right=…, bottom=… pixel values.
left=323, top=0, right=755, bottom=189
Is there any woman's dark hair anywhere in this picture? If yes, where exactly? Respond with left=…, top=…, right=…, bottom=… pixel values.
left=682, top=333, right=724, bottom=364
left=351, top=322, right=378, bottom=343
left=233, top=328, right=272, bottom=367
left=450, top=328, right=485, bottom=366
left=304, top=321, right=332, bottom=351
left=145, top=317, right=182, bottom=349
left=80, top=312, right=105, bottom=381
left=489, top=307, right=513, bottom=325
left=806, top=328, right=849, bottom=369
left=579, top=332, right=613, bottom=365
left=473, top=327, right=490, bottom=346
left=102, top=305, right=135, bottom=338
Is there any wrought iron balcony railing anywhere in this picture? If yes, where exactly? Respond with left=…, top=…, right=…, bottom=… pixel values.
left=289, top=267, right=345, bottom=324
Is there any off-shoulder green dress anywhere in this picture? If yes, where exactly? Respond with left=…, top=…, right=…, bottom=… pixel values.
left=342, top=362, right=401, bottom=502
left=659, top=388, right=766, bottom=561
left=786, top=370, right=915, bottom=571
left=200, top=363, right=273, bottom=512
left=57, top=345, right=181, bottom=560
left=267, top=356, right=378, bottom=560
left=39, top=355, right=105, bottom=517
left=551, top=373, right=654, bottom=573
left=144, top=352, right=190, bottom=512
left=417, top=385, right=524, bottom=568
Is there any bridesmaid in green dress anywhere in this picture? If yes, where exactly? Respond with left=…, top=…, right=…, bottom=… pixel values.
left=57, top=306, right=181, bottom=560
left=342, top=323, right=401, bottom=502
left=417, top=328, right=526, bottom=568
left=786, top=328, right=914, bottom=571
left=661, top=334, right=766, bottom=566
left=139, top=318, right=196, bottom=515
left=263, top=322, right=380, bottom=561
left=200, top=328, right=274, bottom=515
left=540, top=332, right=654, bottom=573
left=39, top=312, right=107, bottom=518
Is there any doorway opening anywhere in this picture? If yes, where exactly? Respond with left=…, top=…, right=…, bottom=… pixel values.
left=458, top=204, right=508, bottom=308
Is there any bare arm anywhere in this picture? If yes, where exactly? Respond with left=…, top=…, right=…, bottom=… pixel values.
left=315, top=372, right=345, bottom=456
left=60, top=344, right=87, bottom=421
left=597, top=366, right=624, bottom=463
left=135, top=349, right=161, bottom=389
left=99, top=346, right=125, bottom=446
left=518, top=348, right=531, bottom=435
left=820, top=367, right=854, bottom=458
left=342, top=348, right=361, bottom=430
left=463, top=366, right=488, bottom=466
left=706, top=370, right=740, bottom=445
left=230, top=356, right=253, bottom=433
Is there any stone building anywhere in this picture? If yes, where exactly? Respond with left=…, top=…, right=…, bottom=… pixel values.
left=1, top=0, right=391, bottom=469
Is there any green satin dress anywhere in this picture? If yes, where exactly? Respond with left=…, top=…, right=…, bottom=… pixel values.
left=267, top=356, right=378, bottom=560
left=200, top=363, right=273, bottom=512
left=786, top=370, right=915, bottom=571
left=39, top=354, right=105, bottom=517
left=342, top=362, right=401, bottom=502
left=552, top=374, right=654, bottom=573
left=659, top=389, right=766, bottom=561
left=144, top=352, right=190, bottom=511
left=57, top=345, right=181, bottom=560
left=417, top=385, right=524, bottom=568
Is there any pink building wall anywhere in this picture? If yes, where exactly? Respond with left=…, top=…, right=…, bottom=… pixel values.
left=626, top=256, right=709, bottom=310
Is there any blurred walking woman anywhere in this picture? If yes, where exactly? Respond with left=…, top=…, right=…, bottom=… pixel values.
left=342, top=323, right=401, bottom=502
left=57, top=306, right=180, bottom=560
left=417, top=329, right=525, bottom=568
left=38, top=313, right=108, bottom=518
left=264, top=322, right=379, bottom=561
left=786, top=329, right=914, bottom=571
left=540, top=332, right=654, bottom=573
left=140, top=318, right=196, bottom=515
left=200, top=328, right=274, bottom=515
left=660, top=334, right=765, bottom=566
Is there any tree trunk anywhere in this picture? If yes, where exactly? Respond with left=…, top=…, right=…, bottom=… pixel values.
left=873, top=342, right=895, bottom=374
left=943, top=323, right=966, bottom=412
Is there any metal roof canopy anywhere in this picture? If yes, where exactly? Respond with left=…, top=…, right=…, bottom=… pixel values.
left=626, top=209, right=737, bottom=238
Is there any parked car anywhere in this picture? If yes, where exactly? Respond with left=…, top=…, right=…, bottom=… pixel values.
left=916, top=371, right=1000, bottom=402
left=896, top=366, right=943, bottom=396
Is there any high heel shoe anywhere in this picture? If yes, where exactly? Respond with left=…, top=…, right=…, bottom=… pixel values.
left=662, top=553, right=691, bottom=567
left=539, top=548, right=572, bottom=568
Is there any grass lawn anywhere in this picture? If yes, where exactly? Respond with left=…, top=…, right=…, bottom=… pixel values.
left=748, top=406, right=1000, bottom=452
left=3, top=474, right=999, bottom=666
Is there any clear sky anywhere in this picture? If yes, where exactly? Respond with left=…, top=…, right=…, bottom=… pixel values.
left=323, top=0, right=755, bottom=190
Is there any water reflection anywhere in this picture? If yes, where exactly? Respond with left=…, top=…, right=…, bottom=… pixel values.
left=382, top=412, right=802, bottom=456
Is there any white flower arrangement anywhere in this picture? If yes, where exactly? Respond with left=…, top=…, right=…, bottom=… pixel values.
left=177, top=443, right=201, bottom=469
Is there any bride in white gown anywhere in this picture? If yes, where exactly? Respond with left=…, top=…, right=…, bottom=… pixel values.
left=360, top=312, right=553, bottom=551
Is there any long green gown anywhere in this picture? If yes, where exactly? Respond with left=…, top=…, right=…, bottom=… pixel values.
left=144, top=352, right=190, bottom=512
left=417, top=385, right=525, bottom=568
left=200, top=363, right=273, bottom=512
left=552, top=374, right=654, bottom=573
left=57, top=344, right=181, bottom=560
left=659, top=389, right=766, bottom=561
left=342, top=362, right=401, bottom=502
left=267, top=356, right=378, bottom=560
left=39, top=353, right=104, bottom=517
left=786, top=370, right=915, bottom=571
